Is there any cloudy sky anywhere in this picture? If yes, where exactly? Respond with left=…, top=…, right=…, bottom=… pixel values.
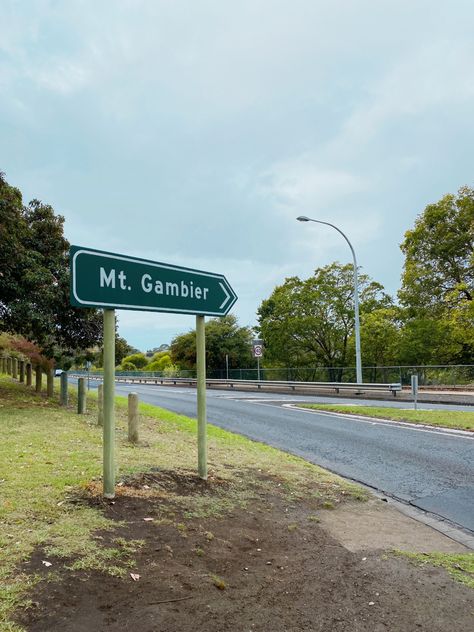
left=2, top=0, right=473, bottom=350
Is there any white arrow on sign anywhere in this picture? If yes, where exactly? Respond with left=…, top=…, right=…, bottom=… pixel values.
left=219, top=282, right=232, bottom=310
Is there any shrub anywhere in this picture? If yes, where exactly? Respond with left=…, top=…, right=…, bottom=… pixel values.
left=121, top=361, right=137, bottom=371
left=121, top=353, right=148, bottom=369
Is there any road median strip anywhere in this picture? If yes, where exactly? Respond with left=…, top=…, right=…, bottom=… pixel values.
left=294, top=403, right=474, bottom=432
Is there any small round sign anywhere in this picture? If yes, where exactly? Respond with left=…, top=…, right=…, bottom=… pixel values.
left=253, top=344, right=263, bottom=358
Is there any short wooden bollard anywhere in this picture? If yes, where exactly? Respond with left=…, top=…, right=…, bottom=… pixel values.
left=12, top=358, right=18, bottom=379
left=35, top=365, right=42, bottom=393
left=26, top=363, right=32, bottom=386
left=19, top=361, right=25, bottom=383
left=1, top=357, right=6, bottom=373
left=47, top=369, right=54, bottom=397
left=78, top=377, right=86, bottom=414
left=128, top=393, right=139, bottom=443
left=97, top=383, right=104, bottom=426
left=60, top=372, right=68, bottom=406
left=7, top=357, right=12, bottom=375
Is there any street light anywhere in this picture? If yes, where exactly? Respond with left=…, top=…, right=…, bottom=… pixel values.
left=296, top=215, right=363, bottom=383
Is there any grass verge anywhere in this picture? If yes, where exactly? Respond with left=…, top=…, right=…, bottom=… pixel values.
left=0, top=376, right=364, bottom=630
left=395, top=551, right=474, bottom=588
left=296, top=404, right=474, bottom=431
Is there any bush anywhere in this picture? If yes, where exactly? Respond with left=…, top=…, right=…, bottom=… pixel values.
left=121, top=353, right=148, bottom=369
left=121, top=361, right=137, bottom=371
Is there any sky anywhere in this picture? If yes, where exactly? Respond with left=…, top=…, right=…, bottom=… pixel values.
left=1, top=0, right=474, bottom=351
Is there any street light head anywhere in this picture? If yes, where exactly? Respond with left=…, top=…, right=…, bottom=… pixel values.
left=296, top=215, right=310, bottom=222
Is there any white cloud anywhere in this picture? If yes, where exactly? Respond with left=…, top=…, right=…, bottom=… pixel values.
left=258, top=158, right=368, bottom=209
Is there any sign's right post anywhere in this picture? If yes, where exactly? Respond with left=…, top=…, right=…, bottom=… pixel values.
left=196, top=315, right=207, bottom=480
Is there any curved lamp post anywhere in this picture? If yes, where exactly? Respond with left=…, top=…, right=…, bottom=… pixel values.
left=296, top=215, right=363, bottom=383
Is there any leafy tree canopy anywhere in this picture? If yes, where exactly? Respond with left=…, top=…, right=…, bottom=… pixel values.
left=122, top=352, right=149, bottom=369
left=257, top=263, right=392, bottom=370
left=399, top=186, right=474, bottom=364
left=399, top=186, right=474, bottom=311
left=170, top=315, right=253, bottom=372
left=0, top=172, right=102, bottom=355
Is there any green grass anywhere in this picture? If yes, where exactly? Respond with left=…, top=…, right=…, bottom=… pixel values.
left=297, top=404, right=474, bottom=431
left=0, top=375, right=364, bottom=630
left=395, top=551, right=474, bottom=588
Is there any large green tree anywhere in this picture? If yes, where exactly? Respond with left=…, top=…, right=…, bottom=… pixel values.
left=399, top=186, right=474, bottom=364
left=257, top=262, right=392, bottom=377
left=0, top=172, right=102, bottom=354
left=170, top=315, right=253, bottom=372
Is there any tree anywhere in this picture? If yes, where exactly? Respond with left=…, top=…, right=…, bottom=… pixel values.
left=170, top=315, right=254, bottom=372
left=121, top=352, right=149, bottom=369
left=257, top=263, right=392, bottom=378
left=359, top=307, right=400, bottom=368
left=399, top=186, right=474, bottom=364
left=115, top=336, right=136, bottom=365
left=0, top=172, right=102, bottom=355
left=400, top=186, right=473, bottom=310
left=148, top=351, right=173, bottom=371
left=93, top=335, right=136, bottom=368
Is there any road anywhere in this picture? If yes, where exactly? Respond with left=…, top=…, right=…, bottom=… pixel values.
left=84, top=380, right=474, bottom=534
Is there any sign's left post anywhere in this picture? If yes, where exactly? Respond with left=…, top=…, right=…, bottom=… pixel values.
left=103, top=309, right=116, bottom=498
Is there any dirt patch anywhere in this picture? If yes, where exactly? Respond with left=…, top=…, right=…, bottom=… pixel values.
left=16, top=472, right=474, bottom=632
left=317, top=498, right=471, bottom=553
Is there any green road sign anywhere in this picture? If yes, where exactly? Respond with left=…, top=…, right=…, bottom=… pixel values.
left=70, top=246, right=238, bottom=316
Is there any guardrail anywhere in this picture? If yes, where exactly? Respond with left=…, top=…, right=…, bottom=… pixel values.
left=69, top=374, right=402, bottom=397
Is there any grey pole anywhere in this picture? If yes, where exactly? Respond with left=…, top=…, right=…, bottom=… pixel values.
left=97, top=383, right=104, bottom=426
left=296, top=216, right=363, bottom=383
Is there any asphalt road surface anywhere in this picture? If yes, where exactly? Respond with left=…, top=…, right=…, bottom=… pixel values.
left=83, top=380, right=474, bottom=534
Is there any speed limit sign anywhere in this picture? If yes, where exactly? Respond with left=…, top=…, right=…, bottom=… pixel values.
left=252, top=343, right=263, bottom=358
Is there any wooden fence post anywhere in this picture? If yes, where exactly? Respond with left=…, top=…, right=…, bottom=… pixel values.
left=128, top=392, right=139, bottom=443
left=26, top=363, right=32, bottom=386
left=78, top=377, right=86, bottom=414
left=60, top=372, right=68, bottom=406
left=35, top=365, right=42, bottom=393
left=47, top=368, right=54, bottom=397
left=19, top=361, right=25, bottom=383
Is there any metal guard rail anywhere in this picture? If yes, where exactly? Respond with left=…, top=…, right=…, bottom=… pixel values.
left=70, top=374, right=402, bottom=396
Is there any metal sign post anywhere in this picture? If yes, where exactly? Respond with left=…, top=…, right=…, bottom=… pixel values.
left=70, top=245, right=237, bottom=497
left=252, top=339, right=264, bottom=381
left=85, top=360, right=91, bottom=390
left=196, top=315, right=207, bottom=479
left=103, top=309, right=116, bottom=498
left=411, top=374, right=419, bottom=411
